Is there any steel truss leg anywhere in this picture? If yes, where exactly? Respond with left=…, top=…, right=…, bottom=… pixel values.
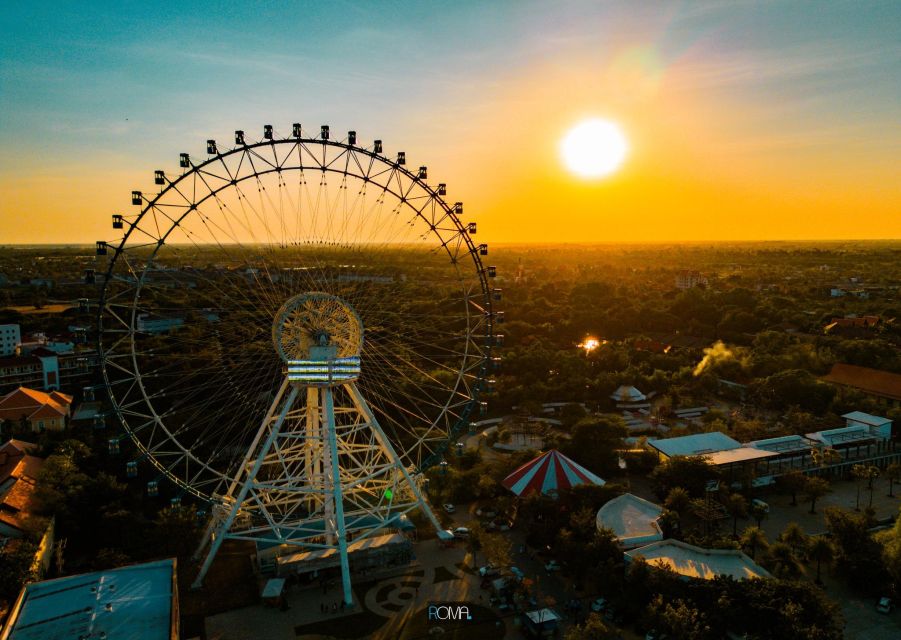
left=346, top=383, right=444, bottom=533
left=191, top=385, right=299, bottom=589
left=323, top=386, right=353, bottom=606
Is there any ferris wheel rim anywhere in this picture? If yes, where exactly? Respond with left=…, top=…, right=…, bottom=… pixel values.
left=96, top=128, right=495, bottom=504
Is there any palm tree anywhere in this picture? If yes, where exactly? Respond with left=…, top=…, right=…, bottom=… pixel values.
left=750, top=501, right=768, bottom=528
left=851, top=464, right=867, bottom=511
left=864, top=465, right=880, bottom=508
left=887, top=462, right=901, bottom=497
left=740, top=526, right=769, bottom=560
left=725, top=493, right=748, bottom=537
left=766, top=541, right=804, bottom=580
left=778, top=470, right=807, bottom=506
left=779, top=522, right=809, bottom=557
left=803, top=476, right=831, bottom=514
left=665, top=486, right=691, bottom=516
left=807, top=535, right=835, bottom=585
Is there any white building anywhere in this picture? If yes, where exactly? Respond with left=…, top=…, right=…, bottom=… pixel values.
left=0, top=324, right=21, bottom=357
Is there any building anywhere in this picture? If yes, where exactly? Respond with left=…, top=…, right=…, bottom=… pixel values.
left=1, top=558, right=179, bottom=640
left=647, top=432, right=742, bottom=461
left=823, top=316, right=880, bottom=336
left=0, top=440, right=44, bottom=539
left=610, top=385, right=649, bottom=409
left=596, top=493, right=664, bottom=549
left=522, top=608, right=562, bottom=638
left=0, top=349, right=97, bottom=393
left=0, top=440, right=55, bottom=581
left=676, top=270, right=708, bottom=290
left=625, top=539, right=770, bottom=581
left=821, top=363, right=901, bottom=408
left=0, top=325, right=21, bottom=358
left=0, top=387, right=73, bottom=432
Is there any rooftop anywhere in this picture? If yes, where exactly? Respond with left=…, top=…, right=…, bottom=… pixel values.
left=822, top=363, right=901, bottom=401
left=842, top=411, right=892, bottom=427
left=596, top=493, right=663, bottom=549
left=1, top=558, right=177, bottom=640
left=746, top=435, right=813, bottom=454
left=704, top=447, right=779, bottom=466
left=648, top=432, right=741, bottom=458
left=625, top=539, right=770, bottom=581
left=806, top=425, right=877, bottom=447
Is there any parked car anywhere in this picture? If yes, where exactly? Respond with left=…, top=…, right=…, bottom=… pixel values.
left=751, top=498, right=770, bottom=513
left=443, top=503, right=455, bottom=514
left=544, top=560, right=562, bottom=572
left=877, top=597, right=893, bottom=614
left=479, top=564, right=500, bottom=577
left=509, top=566, right=525, bottom=581
left=645, top=630, right=668, bottom=640
left=452, top=526, right=470, bottom=539
left=590, top=598, right=607, bottom=613
left=476, top=508, right=498, bottom=518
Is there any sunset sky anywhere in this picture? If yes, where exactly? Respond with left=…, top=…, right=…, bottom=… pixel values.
left=1, top=1, right=899, bottom=243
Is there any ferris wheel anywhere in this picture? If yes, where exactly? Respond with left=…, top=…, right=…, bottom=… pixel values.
left=95, top=123, right=501, bottom=599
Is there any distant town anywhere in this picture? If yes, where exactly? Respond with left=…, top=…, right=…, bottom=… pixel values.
left=0, top=242, right=898, bottom=639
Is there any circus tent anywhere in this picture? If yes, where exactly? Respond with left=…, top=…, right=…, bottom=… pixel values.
left=502, top=449, right=605, bottom=497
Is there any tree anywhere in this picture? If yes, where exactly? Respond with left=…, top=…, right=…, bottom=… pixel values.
left=152, top=505, right=201, bottom=559
left=850, top=464, right=867, bottom=511
left=725, top=493, right=748, bottom=537
left=777, top=470, right=808, bottom=506
left=480, top=532, right=512, bottom=572
left=807, top=536, right=835, bottom=585
left=750, top=500, right=769, bottom=528
left=560, top=416, right=628, bottom=476
left=564, top=613, right=614, bottom=640
left=803, top=477, right=831, bottom=514
left=740, top=526, right=769, bottom=560
left=864, top=465, right=880, bottom=508
left=649, top=595, right=713, bottom=640
left=0, top=540, right=37, bottom=601
left=766, top=542, right=805, bottom=580
left=650, top=456, right=720, bottom=499
left=664, top=486, right=691, bottom=516
left=886, top=462, right=901, bottom=498
left=825, top=506, right=891, bottom=594
left=779, top=522, right=809, bottom=556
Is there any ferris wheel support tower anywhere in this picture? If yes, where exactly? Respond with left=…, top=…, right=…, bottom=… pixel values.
left=191, top=293, right=443, bottom=604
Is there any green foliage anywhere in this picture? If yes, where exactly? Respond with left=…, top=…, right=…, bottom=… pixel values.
left=559, top=415, right=627, bottom=477
left=0, top=541, right=38, bottom=601
left=564, top=613, right=615, bottom=640
left=650, top=456, right=720, bottom=499
left=824, top=506, right=891, bottom=594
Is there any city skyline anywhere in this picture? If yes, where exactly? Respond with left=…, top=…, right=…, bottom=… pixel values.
left=1, top=1, right=900, bottom=243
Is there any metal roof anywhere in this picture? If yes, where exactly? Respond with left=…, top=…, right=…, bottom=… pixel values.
left=842, top=411, right=891, bottom=427
left=1, top=559, right=176, bottom=640
left=747, top=435, right=813, bottom=454
left=705, top=448, right=779, bottom=466
left=648, top=432, right=741, bottom=458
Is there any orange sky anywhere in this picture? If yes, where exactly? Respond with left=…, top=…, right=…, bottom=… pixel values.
left=1, top=2, right=899, bottom=243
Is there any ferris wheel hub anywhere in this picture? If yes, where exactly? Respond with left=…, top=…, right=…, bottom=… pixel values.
left=273, top=292, right=364, bottom=362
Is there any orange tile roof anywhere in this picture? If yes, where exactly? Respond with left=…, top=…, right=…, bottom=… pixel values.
left=822, top=363, right=901, bottom=401
left=0, top=386, right=72, bottom=421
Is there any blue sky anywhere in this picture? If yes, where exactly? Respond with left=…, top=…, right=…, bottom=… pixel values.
left=1, top=1, right=899, bottom=242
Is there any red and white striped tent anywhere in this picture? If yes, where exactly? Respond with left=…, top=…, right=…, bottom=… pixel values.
left=502, top=449, right=605, bottom=497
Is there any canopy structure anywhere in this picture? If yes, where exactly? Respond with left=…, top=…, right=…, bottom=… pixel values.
left=502, top=449, right=605, bottom=497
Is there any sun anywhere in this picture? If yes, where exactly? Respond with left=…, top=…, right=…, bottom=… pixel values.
left=560, top=118, right=628, bottom=179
